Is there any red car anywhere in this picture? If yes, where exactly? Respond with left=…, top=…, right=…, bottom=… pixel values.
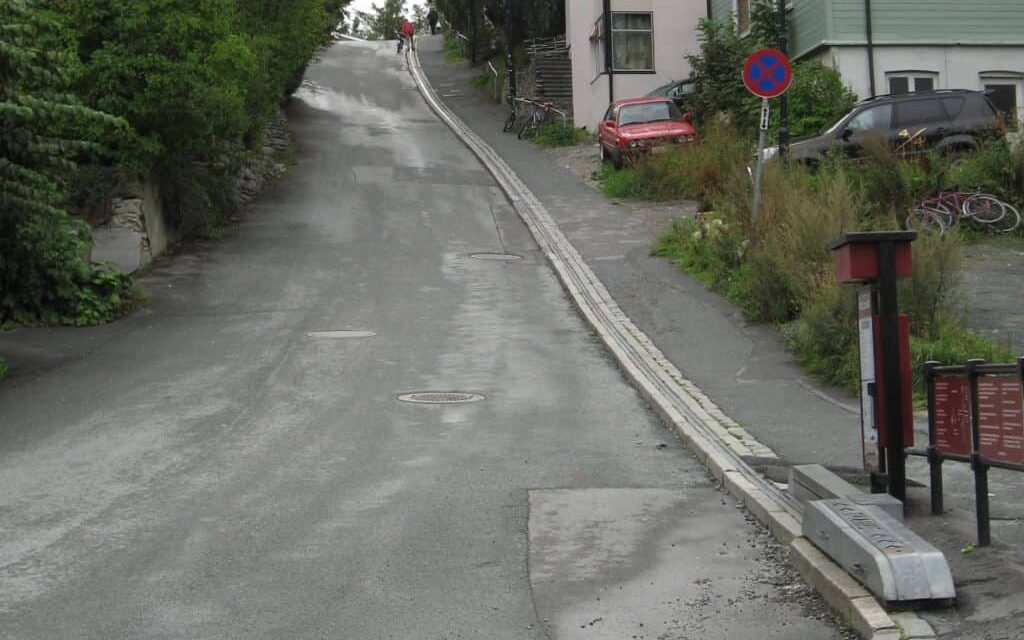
left=597, top=97, right=697, bottom=169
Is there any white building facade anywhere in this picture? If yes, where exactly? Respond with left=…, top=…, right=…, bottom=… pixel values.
left=566, top=0, right=707, bottom=130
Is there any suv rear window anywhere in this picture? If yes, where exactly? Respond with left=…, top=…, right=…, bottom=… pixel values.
left=941, top=97, right=965, bottom=119
left=895, top=98, right=949, bottom=127
left=964, top=94, right=998, bottom=119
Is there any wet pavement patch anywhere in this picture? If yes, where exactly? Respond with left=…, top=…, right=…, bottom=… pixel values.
left=397, top=391, right=485, bottom=404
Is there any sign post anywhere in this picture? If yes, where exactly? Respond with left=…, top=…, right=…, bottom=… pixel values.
left=743, top=48, right=792, bottom=236
left=829, top=231, right=917, bottom=506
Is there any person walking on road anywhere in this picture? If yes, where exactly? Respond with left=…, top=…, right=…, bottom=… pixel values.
left=400, top=18, right=416, bottom=52
left=427, top=6, right=439, bottom=35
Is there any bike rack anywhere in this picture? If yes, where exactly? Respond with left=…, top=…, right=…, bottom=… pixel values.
left=486, top=61, right=500, bottom=102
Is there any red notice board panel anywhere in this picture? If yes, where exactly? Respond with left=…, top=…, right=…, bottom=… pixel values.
left=933, top=375, right=972, bottom=457
left=977, top=376, right=1024, bottom=468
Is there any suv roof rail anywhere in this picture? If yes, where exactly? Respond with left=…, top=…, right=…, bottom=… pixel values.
left=856, top=89, right=979, bottom=104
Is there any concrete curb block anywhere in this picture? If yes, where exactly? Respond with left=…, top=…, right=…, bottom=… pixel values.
left=406, top=47, right=934, bottom=640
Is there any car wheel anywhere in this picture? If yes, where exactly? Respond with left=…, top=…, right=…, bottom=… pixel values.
left=611, top=148, right=624, bottom=170
left=599, top=143, right=607, bottom=164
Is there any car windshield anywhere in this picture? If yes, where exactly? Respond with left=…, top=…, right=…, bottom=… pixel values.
left=618, top=102, right=681, bottom=126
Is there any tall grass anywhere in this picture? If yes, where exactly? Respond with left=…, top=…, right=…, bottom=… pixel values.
left=650, top=125, right=1018, bottom=395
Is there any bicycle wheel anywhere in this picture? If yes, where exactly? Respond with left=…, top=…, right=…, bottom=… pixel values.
left=962, top=194, right=1006, bottom=225
left=989, top=201, right=1020, bottom=233
left=518, top=113, right=540, bottom=140
left=906, top=207, right=947, bottom=234
left=928, top=198, right=958, bottom=228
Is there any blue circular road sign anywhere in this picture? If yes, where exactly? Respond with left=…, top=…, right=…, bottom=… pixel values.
left=743, top=48, right=792, bottom=99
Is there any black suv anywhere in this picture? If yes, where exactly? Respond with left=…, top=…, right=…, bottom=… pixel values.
left=776, top=90, right=1000, bottom=165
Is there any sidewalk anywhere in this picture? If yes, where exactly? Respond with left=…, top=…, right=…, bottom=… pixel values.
left=416, top=35, right=1024, bottom=639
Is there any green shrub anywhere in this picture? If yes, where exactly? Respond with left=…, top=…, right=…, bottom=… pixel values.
left=599, top=121, right=751, bottom=204
left=0, top=210, right=135, bottom=326
left=900, top=232, right=964, bottom=340
left=945, top=138, right=1024, bottom=205
left=535, top=123, right=589, bottom=148
left=649, top=124, right=996, bottom=399
left=910, top=322, right=1016, bottom=394
left=790, top=282, right=860, bottom=393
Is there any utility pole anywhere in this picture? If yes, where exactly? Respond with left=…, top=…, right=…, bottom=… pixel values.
left=777, top=0, right=789, bottom=157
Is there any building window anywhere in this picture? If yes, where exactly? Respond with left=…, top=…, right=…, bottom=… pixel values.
left=733, top=0, right=751, bottom=34
left=981, top=73, right=1022, bottom=129
left=611, top=12, right=653, bottom=72
left=887, top=72, right=937, bottom=95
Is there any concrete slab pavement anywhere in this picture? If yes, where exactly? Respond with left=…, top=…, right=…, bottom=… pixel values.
left=414, top=34, right=1024, bottom=639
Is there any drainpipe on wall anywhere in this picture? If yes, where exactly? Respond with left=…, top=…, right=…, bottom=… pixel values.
left=603, top=0, right=613, bottom=103
left=864, top=0, right=877, bottom=97
left=777, top=0, right=789, bottom=155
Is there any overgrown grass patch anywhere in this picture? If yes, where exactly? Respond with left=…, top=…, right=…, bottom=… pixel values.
left=600, top=165, right=641, bottom=200
left=649, top=125, right=1022, bottom=401
left=534, top=122, right=590, bottom=148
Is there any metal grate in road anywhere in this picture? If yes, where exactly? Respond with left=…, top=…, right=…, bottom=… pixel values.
left=307, top=330, right=377, bottom=338
left=397, top=391, right=485, bottom=404
left=469, top=253, right=522, bottom=261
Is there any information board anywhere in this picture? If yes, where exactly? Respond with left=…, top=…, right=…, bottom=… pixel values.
left=857, top=287, right=879, bottom=471
left=933, top=375, right=972, bottom=457
left=976, top=376, right=1024, bottom=467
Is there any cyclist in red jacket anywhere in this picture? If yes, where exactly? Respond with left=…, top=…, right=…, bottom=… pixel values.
left=400, top=19, right=415, bottom=52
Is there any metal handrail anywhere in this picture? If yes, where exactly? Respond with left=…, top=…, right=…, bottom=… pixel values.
left=486, top=61, right=500, bottom=101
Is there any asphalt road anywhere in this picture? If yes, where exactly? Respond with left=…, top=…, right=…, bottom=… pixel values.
left=0, top=40, right=839, bottom=639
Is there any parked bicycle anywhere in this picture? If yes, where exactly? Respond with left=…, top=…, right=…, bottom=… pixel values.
left=517, top=100, right=555, bottom=140
left=905, top=189, right=1020, bottom=234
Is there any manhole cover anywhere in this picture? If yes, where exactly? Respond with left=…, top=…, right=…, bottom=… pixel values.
left=307, top=330, right=377, bottom=338
left=469, top=253, right=523, bottom=261
left=397, top=391, right=485, bottom=404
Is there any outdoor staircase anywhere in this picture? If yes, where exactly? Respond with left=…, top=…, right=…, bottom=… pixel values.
left=526, top=37, right=573, bottom=122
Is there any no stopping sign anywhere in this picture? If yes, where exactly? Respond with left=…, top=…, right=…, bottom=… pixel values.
left=743, top=48, right=792, bottom=99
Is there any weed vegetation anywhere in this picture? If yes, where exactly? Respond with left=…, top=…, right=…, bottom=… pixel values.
left=535, top=123, right=590, bottom=148
left=646, top=124, right=1020, bottom=396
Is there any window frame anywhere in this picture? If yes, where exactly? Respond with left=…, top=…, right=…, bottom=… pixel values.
left=610, top=11, right=655, bottom=74
left=885, top=71, right=938, bottom=95
left=980, top=71, right=1023, bottom=128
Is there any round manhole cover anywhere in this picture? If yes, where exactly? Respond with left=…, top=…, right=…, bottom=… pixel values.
left=307, top=330, right=377, bottom=338
left=397, top=391, right=485, bottom=404
left=469, top=253, right=522, bottom=262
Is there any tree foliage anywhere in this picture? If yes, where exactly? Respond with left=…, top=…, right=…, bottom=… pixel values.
left=3, top=0, right=348, bottom=325
left=1, top=0, right=133, bottom=325
left=433, top=0, right=565, bottom=55
left=687, top=9, right=856, bottom=139
left=366, top=0, right=407, bottom=40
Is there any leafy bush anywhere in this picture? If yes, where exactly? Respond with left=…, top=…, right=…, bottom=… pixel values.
left=945, top=138, right=1024, bottom=205
left=0, top=210, right=135, bottom=326
left=649, top=124, right=1012, bottom=398
left=534, top=123, right=589, bottom=148
left=1, top=0, right=135, bottom=326
left=687, top=14, right=857, bottom=140
left=599, top=121, right=751, bottom=203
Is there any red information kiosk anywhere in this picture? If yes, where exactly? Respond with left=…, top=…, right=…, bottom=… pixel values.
left=829, top=231, right=916, bottom=503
